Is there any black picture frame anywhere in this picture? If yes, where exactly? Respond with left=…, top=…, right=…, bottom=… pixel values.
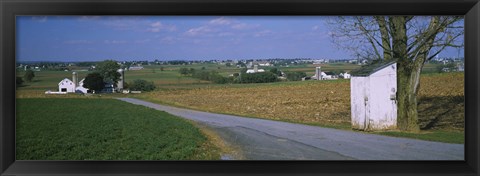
left=1, top=0, right=479, bottom=175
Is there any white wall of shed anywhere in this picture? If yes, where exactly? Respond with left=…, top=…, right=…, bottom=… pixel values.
left=351, top=76, right=369, bottom=130
left=367, top=63, right=397, bottom=130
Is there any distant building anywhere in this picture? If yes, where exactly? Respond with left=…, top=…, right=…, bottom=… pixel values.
left=58, top=72, right=90, bottom=93
left=311, top=67, right=336, bottom=80
left=102, top=82, right=116, bottom=93
left=258, top=62, right=271, bottom=66
left=246, top=65, right=265, bottom=73
left=350, top=61, right=397, bottom=131
left=323, top=71, right=337, bottom=79
left=58, top=78, right=76, bottom=93
left=55, top=69, right=124, bottom=94
left=246, top=69, right=265, bottom=73
left=128, top=66, right=144, bottom=70
left=339, top=72, right=351, bottom=79
left=76, top=78, right=90, bottom=93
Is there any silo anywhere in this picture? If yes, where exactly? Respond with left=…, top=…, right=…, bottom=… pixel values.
left=254, top=65, right=258, bottom=73
left=72, top=72, right=78, bottom=88
left=315, top=67, right=321, bottom=80
left=117, top=68, right=124, bottom=91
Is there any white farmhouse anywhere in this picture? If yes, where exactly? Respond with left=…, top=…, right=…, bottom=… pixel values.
left=350, top=61, right=397, bottom=131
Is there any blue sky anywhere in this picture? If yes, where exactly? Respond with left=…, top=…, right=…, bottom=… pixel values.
left=16, top=16, right=464, bottom=62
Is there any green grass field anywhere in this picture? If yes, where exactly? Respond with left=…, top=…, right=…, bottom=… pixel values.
left=16, top=98, right=219, bottom=160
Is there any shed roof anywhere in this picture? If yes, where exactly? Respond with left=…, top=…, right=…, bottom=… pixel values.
left=350, top=61, right=396, bottom=77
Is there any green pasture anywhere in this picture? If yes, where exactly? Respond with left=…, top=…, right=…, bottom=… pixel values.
left=16, top=98, right=218, bottom=160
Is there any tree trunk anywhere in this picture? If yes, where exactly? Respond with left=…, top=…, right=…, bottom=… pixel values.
left=396, top=62, right=421, bottom=132
left=391, top=16, right=421, bottom=132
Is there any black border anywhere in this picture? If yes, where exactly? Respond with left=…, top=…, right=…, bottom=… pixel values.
left=1, top=0, right=479, bottom=175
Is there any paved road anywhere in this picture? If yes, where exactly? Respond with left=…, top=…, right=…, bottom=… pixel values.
left=118, top=98, right=464, bottom=160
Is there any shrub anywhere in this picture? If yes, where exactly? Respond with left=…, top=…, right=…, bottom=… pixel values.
left=96, top=60, right=121, bottom=83
left=269, top=68, right=282, bottom=76
left=179, top=68, right=190, bottom=75
left=237, top=72, right=278, bottom=83
left=129, top=79, right=156, bottom=91
left=436, top=63, right=457, bottom=73
left=83, top=72, right=105, bottom=92
left=284, top=71, right=307, bottom=81
left=24, top=69, right=35, bottom=82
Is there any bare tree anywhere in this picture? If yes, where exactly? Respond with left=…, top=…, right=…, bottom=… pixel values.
left=327, top=16, right=464, bottom=132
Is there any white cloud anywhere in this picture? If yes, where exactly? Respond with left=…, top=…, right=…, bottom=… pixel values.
left=151, top=21, right=163, bottom=27
left=209, top=17, right=232, bottom=25
left=312, top=25, right=320, bottom=31
left=185, top=17, right=262, bottom=38
left=185, top=26, right=214, bottom=36
left=147, top=21, right=177, bottom=33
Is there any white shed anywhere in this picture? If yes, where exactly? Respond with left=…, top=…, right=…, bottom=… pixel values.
left=350, top=61, right=397, bottom=131
left=58, top=78, right=76, bottom=93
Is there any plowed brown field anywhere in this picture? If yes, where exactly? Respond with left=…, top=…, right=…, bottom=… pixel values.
left=138, top=72, right=464, bottom=130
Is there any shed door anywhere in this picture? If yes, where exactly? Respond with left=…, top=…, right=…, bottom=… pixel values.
left=351, top=77, right=369, bottom=130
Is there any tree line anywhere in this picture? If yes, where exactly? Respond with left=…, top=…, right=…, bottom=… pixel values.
left=82, top=60, right=156, bottom=93
left=179, top=67, right=307, bottom=84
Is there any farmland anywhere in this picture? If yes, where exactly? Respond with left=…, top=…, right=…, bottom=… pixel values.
left=16, top=62, right=464, bottom=144
left=16, top=98, right=220, bottom=160
left=135, top=72, right=464, bottom=130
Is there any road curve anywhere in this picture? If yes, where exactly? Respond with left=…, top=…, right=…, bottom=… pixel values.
left=117, top=98, right=464, bottom=160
